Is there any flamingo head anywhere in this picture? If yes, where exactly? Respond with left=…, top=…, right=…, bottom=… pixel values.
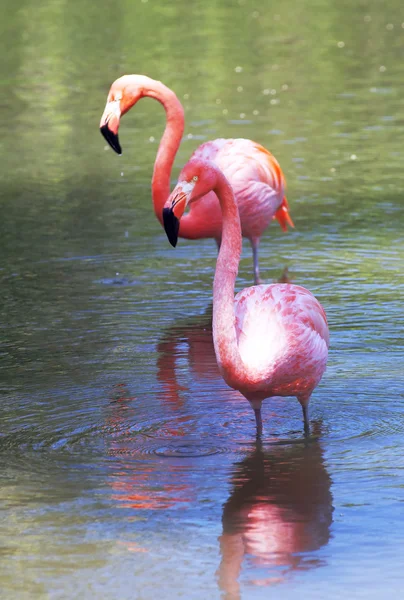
left=99, top=75, right=144, bottom=155
left=163, top=159, right=218, bottom=247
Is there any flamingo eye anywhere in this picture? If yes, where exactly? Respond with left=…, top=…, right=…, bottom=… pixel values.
left=192, top=176, right=198, bottom=182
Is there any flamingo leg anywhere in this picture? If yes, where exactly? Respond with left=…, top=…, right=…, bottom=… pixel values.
left=254, top=408, right=263, bottom=437
left=251, top=238, right=263, bottom=285
left=302, top=404, right=310, bottom=436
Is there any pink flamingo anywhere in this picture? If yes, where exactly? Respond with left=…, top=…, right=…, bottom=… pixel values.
left=163, top=159, right=329, bottom=434
left=100, top=75, right=294, bottom=284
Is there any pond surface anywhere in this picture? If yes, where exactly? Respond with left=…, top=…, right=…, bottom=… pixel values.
left=1, top=0, right=404, bottom=598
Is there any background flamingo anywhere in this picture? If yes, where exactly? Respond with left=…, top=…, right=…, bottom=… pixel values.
left=100, top=74, right=294, bottom=284
left=163, top=159, right=329, bottom=434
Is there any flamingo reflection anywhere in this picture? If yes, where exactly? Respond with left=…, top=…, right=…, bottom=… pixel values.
left=218, top=424, right=333, bottom=596
left=105, top=384, right=194, bottom=511
left=156, top=306, right=221, bottom=409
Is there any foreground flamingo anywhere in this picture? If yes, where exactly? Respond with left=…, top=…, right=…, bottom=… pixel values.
left=100, top=75, right=294, bottom=284
left=163, top=159, right=329, bottom=434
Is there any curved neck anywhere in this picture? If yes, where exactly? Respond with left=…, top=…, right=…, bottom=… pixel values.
left=212, top=173, right=246, bottom=384
left=143, top=81, right=184, bottom=225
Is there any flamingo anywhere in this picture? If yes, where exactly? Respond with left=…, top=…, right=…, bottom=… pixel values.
left=99, top=75, right=294, bottom=284
left=163, top=159, right=329, bottom=434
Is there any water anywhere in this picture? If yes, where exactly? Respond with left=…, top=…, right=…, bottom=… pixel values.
left=1, top=0, right=404, bottom=597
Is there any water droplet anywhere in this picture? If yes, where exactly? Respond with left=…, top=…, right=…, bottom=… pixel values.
left=379, top=65, right=386, bottom=72
left=149, top=136, right=155, bottom=142
left=337, top=41, right=345, bottom=48
left=235, top=66, right=243, bottom=73
left=350, top=154, right=357, bottom=160
left=237, top=86, right=243, bottom=92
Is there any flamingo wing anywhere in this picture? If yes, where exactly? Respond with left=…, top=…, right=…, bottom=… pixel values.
left=183, top=138, right=292, bottom=241
left=215, top=139, right=291, bottom=237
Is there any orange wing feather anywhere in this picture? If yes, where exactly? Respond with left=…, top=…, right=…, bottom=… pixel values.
left=275, top=196, right=294, bottom=232
left=254, top=143, right=294, bottom=232
left=253, top=143, right=285, bottom=191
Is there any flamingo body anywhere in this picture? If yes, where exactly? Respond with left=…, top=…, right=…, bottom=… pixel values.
left=186, top=138, right=288, bottom=242
left=163, top=159, right=328, bottom=433
left=100, top=75, right=293, bottom=283
left=232, top=283, right=329, bottom=403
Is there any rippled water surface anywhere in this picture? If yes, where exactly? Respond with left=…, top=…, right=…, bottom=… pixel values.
left=1, top=0, right=404, bottom=598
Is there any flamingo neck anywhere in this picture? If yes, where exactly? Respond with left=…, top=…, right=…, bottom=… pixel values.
left=143, top=81, right=184, bottom=225
left=212, top=174, right=246, bottom=386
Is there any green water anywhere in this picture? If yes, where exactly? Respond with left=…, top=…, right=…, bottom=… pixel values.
left=1, top=0, right=404, bottom=598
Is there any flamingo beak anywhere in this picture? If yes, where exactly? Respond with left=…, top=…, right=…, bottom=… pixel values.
left=163, top=186, right=189, bottom=247
left=100, top=100, right=122, bottom=155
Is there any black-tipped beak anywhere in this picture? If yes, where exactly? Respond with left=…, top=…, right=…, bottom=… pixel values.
left=163, top=207, right=179, bottom=247
left=100, top=124, right=122, bottom=155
